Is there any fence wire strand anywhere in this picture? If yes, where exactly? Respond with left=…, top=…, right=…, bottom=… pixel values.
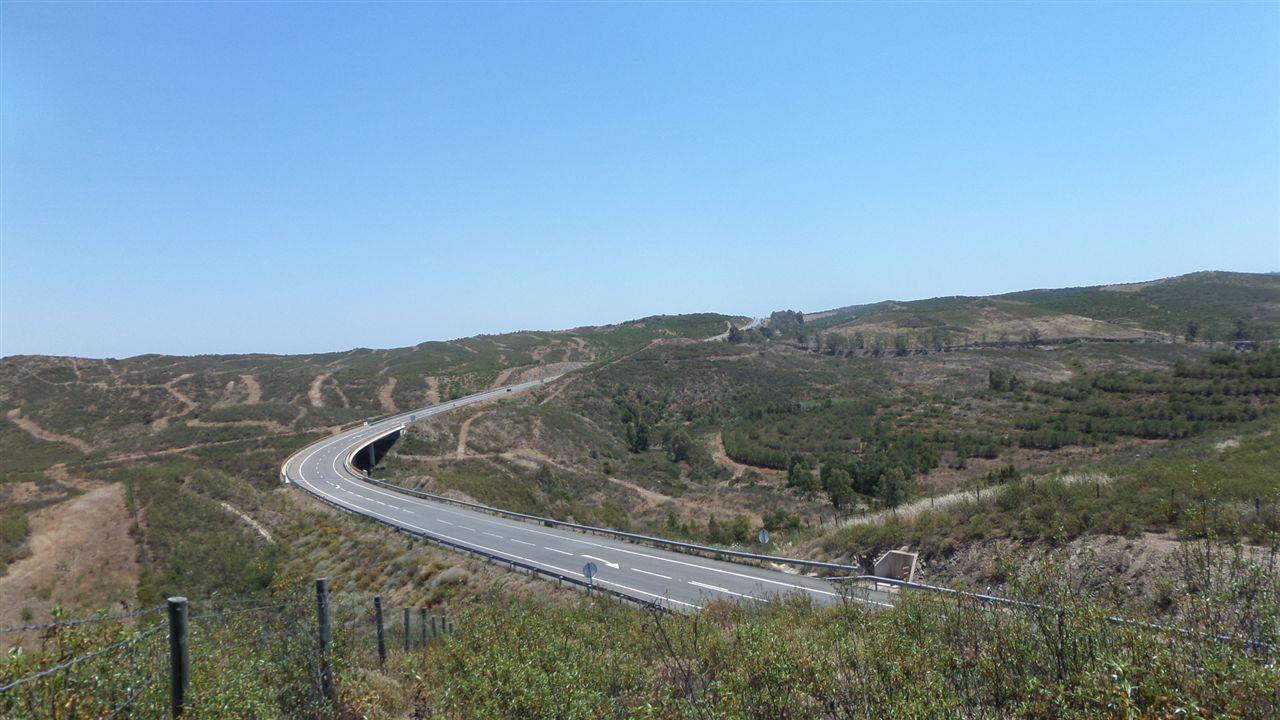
left=0, top=605, right=165, bottom=635
left=1, top=588, right=455, bottom=718
left=0, top=622, right=164, bottom=693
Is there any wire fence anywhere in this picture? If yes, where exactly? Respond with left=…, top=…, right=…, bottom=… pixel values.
left=0, top=580, right=457, bottom=719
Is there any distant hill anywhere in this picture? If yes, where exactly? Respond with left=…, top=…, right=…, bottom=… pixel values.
left=0, top=313, right=737, bottom=477
left=801, top=271, right=1279, bottom=348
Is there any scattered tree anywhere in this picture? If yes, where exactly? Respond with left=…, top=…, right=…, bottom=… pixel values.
left=988, top=367, right=1025, bottom=392
left=625, top=420, right=650, bottom=453
left=875, top=466, right=910, bottom=513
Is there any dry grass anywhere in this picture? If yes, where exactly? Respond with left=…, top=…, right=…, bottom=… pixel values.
left=0, top=484, right=140, bottom=627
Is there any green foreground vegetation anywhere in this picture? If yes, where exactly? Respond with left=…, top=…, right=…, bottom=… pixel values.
left=5, top=537, right=1275, bottom=719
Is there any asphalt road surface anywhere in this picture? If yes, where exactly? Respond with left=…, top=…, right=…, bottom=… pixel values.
left=282, top=376, right=879, bottom=612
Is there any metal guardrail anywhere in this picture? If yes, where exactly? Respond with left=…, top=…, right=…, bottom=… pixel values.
left=829, top=575, right=1042, bottom=610
left=832, top=575, right=1275, bottom=656
left=341, top=427, right=861, bottom=575
left=288, top=476, right=676, bottom=614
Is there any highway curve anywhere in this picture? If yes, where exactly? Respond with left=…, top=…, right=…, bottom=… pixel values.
left=282, top=375, right=873, bottom=612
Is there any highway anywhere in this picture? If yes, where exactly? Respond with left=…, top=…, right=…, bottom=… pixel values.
left=282, top=375, right=875, bottom=612
left=705, top=317, right=764, bottom=342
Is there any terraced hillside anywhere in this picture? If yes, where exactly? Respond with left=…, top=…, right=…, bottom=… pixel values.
left=386, top=327, right=1279, bottom=568
left=798, top=271, right=1279, bottom=353
left=0, top=314, right=736, bottom=618
left=2, top=274, right=1278, bottom=719
left=2, top=273, right=1277, bottom=627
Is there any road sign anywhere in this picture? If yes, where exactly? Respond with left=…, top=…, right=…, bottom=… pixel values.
left=582, top=562, right=598, bottom=583
left=758, top=529, right=770, bottom=545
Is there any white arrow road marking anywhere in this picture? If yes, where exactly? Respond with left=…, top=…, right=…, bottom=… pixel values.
left=581, top=554, right=620, bottom=569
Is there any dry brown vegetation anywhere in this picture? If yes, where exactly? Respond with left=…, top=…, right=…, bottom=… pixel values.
left=0, top=315, right=733, bottom=618
left=0, top=483, right=139, bottom=628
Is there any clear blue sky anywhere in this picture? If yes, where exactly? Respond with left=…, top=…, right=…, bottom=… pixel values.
left=2, top=2, right=1277, bottom=358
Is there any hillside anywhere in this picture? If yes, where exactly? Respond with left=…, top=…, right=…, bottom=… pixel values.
left=1, top=273, right=1278, bottom=718
left=799, top=271, right=1280, bottom=352
left=0, top=314, right=735, bottom=617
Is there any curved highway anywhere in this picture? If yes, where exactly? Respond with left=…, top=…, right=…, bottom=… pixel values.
left=282, top=375, right=872, bottom=612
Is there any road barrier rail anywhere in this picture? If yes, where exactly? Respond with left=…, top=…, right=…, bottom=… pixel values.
left=290, top=475, right=679, bottom=613
left=341, top=426, right=862, bottom=576
left=831, top=575, right=1275, bottom=657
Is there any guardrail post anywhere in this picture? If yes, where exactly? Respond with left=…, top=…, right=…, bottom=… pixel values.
left=167, top=597, right=189, bottom=718
left=374, top=595, right=386, bottom=666
left=315, top=578, right=335, bottom=702
left=403, top=608, right=410, bottom=651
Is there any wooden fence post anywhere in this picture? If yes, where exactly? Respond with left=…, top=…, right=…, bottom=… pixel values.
left=403, top=608, right=410, bottom=652
left=374, top=595, right=386, bottom=666
left=419, top=608, right=427, bottom=648
left=315, top=578, right=335, bottom=702
left=167, top=597, right=189, bottom=718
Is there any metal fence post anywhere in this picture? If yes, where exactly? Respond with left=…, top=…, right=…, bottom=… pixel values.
left=315, top=578, right=335, bottom=702
left=419, top=608, right=427, bottom=648
left=403, top=608, right=410, bottom=652
left=374, top=595, right=386, bottom=666
left=167, top=597, right=189, bottom=718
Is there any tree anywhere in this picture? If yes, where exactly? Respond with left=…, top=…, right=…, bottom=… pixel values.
left=661, top=427, right=694, bottom=463
left=787, top=457, right=819, bottom=494
left=707, top=515, right=725, bottom=544
left=665, top=510, right=681, bottom=533
left=728, top=325, right=744, bottom=343
left=534, top=464, right=554, bottom=486
left=762, top=508, right=801, bottom=531
left=893, top=334, right=910, bottom=356
left=1184, top=321, right=1200, bottom=343
left=822, top=467, right=856, bottom=510
left=875, top=466, right=910, bottom=513
left=984, top=464, right=1020, bottom=485
left=988, top=368, right=1025, bottom=392
left=625, top=420, right=650, bottom=453
left=830, top=482, right=857, bottom=511
left=1234, top=318, right=1252, bottom=341
left=930, top=328, right=947, bottom=352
